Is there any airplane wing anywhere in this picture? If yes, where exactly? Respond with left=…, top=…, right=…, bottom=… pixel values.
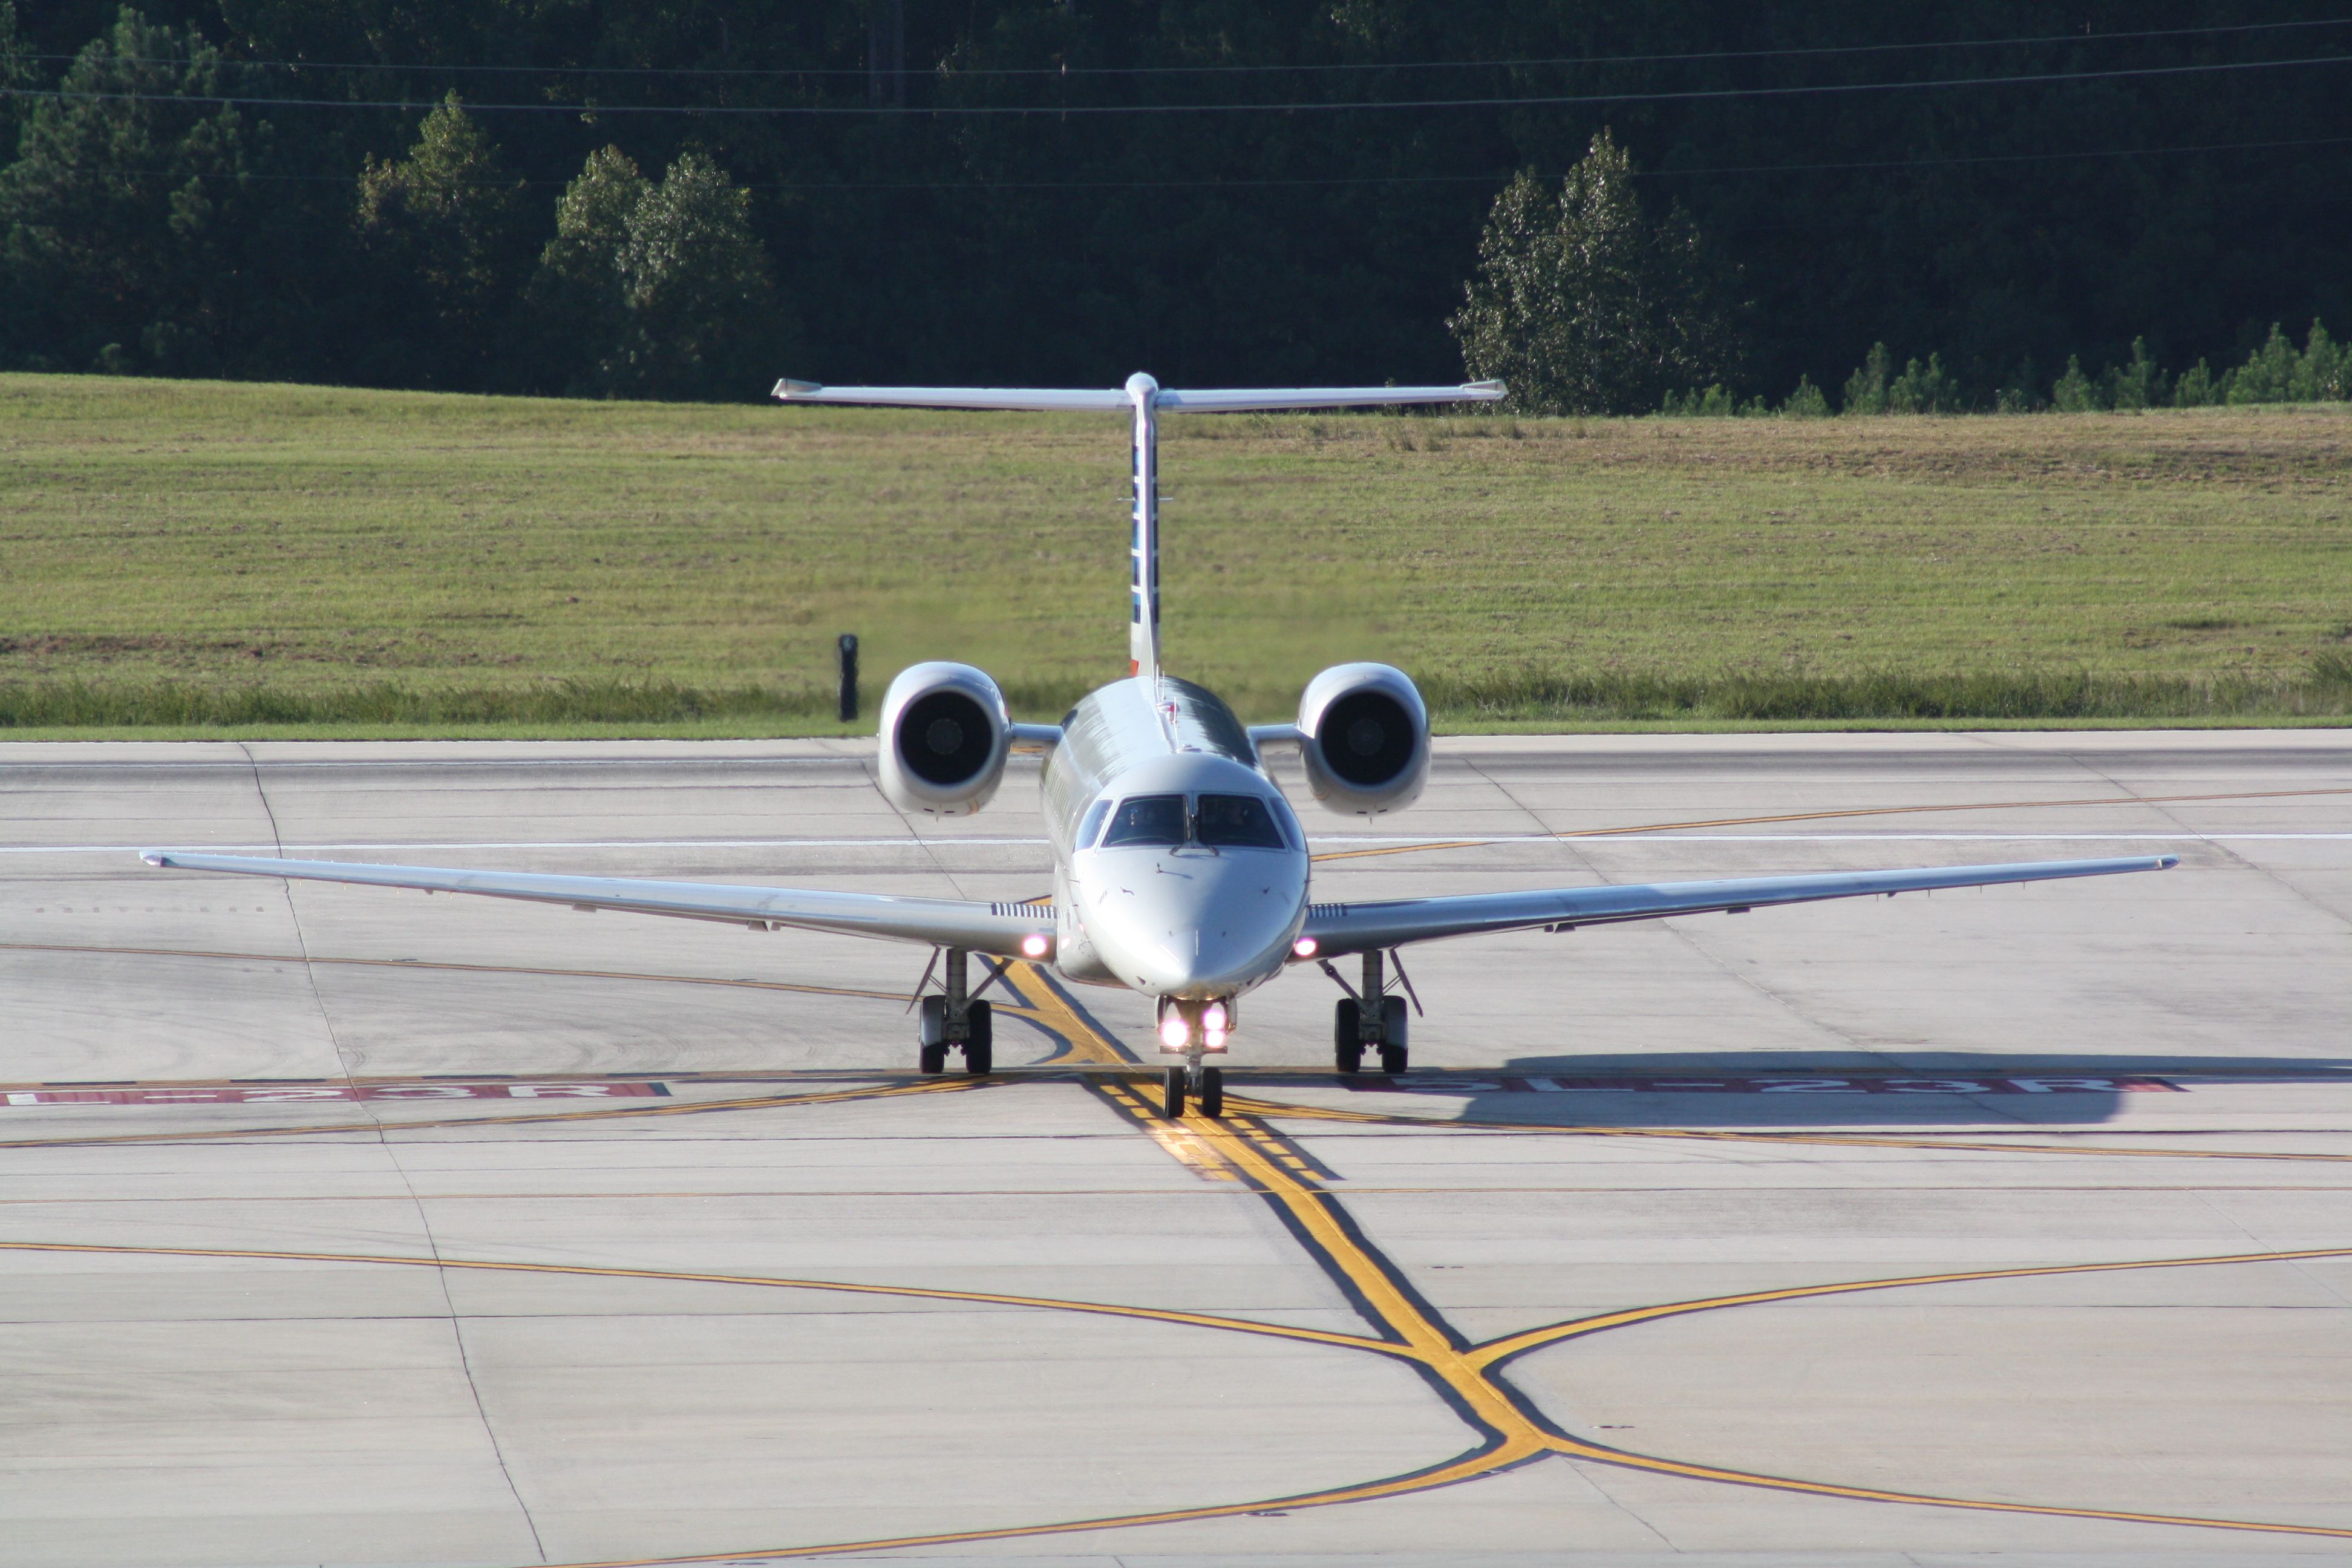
left=140, top=852, right=1053, bottom=956
left=1301, top=855, right=2177, bottom=956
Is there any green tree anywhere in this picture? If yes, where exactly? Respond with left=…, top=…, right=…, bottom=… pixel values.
left=526, top=145, right=784, bottom=400
left=2224, top=324, right=2301, bottom=404
left=0, top=1, right=32, bottom=151
left=523, top=146, right=650, bottom=395
left=608, top=148, right=785, bottom=399
left=1449, top=131, right=1739, bottom=416
left=1841, top=344, right=1892, bottom=414
left=0, top=8, right=267, bottom=374
left=351, top=93, right=529, bottom=388
left=1886, top=353, right=1963, bottom=414
left=2051, top=356, right=2103, bottom=412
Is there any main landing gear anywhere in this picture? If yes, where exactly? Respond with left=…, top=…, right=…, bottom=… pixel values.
left=1327, top=949, right=1413, bottom=1076
left=915, top=947, right=996, bottom=1076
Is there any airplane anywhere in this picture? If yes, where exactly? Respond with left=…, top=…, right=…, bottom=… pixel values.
left=145, top=371, right=2175, bottom=1120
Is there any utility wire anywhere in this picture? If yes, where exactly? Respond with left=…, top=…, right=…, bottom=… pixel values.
left=8, top=50, right=2352, bottom=117
left=21, top=15, right=2352, bottom=80
left=84, top=132, right=2352, bottom=192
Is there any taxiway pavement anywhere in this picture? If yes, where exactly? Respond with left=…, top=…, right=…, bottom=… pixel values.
left=1, top=730, right=2347, bottom=1566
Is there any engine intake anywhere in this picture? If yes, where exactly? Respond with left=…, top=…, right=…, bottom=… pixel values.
left=878, top=662, right=1011, bottom=816
left=1296, top=663, right=1429, bottom=815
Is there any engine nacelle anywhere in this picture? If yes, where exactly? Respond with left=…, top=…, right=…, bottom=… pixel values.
left=1295, top=662, right=1430, bottom=815
left=877, top=662, right=1011, bottom=817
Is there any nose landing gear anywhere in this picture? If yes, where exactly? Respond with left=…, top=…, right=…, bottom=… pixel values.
left=1160, top=1063, right=1223, bottom=1119
left=913, top=947, right=997, bottom=1076
left=1325, top=950, right=1413, bottom=1076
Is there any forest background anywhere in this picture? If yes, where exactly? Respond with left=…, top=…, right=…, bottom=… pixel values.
left=4, top=0, right=2350, bottom=408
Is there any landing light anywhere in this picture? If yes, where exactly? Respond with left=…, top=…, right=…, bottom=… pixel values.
left=1201, top=1001, right=1229, bottom=1032
left=1159, top=1014, right=1190, bottom=1049
left=1292, top=936, right=1319, bottom=959
left=1020, top=933, right=1050, bottom=958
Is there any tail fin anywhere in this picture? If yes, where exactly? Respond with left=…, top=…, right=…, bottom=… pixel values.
left=775, top=374, right=1504, bottom=681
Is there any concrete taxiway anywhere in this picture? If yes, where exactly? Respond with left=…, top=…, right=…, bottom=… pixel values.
left=0, top=730, right=2347, bottom=1566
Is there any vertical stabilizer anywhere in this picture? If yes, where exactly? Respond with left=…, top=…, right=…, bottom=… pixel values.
left=1126, top=373, right=1161, bottom=679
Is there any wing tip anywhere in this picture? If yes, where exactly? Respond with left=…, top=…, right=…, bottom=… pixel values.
left=771, top=377, right=822, bottom=400
left=139, top=850, right=169, bottom=867
left=2156, top=854, right=2181, bottom=870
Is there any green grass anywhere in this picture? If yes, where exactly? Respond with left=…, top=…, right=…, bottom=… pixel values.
left=4, top=373, right=2350, bottom=733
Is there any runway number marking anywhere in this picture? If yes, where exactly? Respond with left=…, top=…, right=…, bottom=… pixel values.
left=1365, top=1074, right=2181, bottom=1096
left=0, top=1080, right=668, bottom=1107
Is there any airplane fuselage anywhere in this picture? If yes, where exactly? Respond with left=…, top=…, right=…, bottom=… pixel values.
left=1042, top=676, right=1310, bottom=1007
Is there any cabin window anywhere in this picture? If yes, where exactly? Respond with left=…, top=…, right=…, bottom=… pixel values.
left=1197, top=794, right=1286, bottom=849
left=1076, top=799, right=1112, bottom=848
left=1101, top=794, right=1187, bottom=848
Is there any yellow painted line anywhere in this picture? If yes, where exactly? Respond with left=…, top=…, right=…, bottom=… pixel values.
left=0, top=1238, right=1396, bottom=1357
left=0, top=1079, right=985, bottom=1151
left=1223, top=1093, right=2352, bottom=1164
left=1308, top=783, right=2352, bottom=863
left=1478, top=1246, right=2352, bottom=1539
left=1003, top=962, right=1135, bottom=1067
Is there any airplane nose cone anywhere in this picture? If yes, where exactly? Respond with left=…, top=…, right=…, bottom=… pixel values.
left=1078, top=849, right=1304, bottom=999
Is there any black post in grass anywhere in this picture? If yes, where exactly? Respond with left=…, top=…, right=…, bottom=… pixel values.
left=837, top=633, right=860, bottom=722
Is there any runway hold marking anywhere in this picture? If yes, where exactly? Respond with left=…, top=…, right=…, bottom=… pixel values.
left=1357, top=1074, right=2183, bottom=1096
left=1306, top=783, right=2352, bottom=862
left=0, top=1081, right=669, bottom=1107
left=0, top=1077, right=985, bottom=1150
left=1226, top=1094, right=2352, bottom=1163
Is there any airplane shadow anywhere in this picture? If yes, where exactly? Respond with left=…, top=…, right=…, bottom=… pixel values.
left=1367, top=1050, right=2352, bottom=1129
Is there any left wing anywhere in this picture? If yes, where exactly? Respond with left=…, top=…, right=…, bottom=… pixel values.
left=1302, top=855, right=2175, bottom=956
left=140, top=852, right=1053, bottom=956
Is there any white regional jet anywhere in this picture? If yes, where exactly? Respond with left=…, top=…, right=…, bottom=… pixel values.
left=146, top=373, right=2175, bottom=1119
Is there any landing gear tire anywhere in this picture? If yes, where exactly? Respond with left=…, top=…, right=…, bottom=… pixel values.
left=1196, top=1067, right=1224, bottom=1119
left=1161, top=1067, right=1187, bottom=1120
left=918, top=1042, right=947, bottom=1075
left=1333, top=998, right=1363, bottom=1075
left=1376, top=996, right=1408, bottom=1074
left=962, top=1000, right=994, bottom=1075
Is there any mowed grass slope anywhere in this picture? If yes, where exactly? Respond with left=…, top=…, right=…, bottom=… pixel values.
left=2, top=373, right=2348, bottom=733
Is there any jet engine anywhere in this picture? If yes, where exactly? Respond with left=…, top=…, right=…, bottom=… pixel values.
left=1295, top=662, right=1429, bottom=815
left=877, top=662, right=1011, bottom=817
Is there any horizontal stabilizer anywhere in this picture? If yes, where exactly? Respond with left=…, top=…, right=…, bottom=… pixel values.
left=772, top=379, right=1504, bottom=413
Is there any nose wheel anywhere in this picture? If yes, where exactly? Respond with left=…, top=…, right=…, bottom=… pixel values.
left=1160, top=1064, right=1223, bottom=1120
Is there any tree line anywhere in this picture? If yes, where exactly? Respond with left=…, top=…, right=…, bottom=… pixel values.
left=2, top=1, right=2347, bottom=408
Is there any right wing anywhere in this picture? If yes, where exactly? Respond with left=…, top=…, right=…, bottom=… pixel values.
left=141, top=852, right=1053, bottom=956
left=1302, top=855, right=2177, bottom=956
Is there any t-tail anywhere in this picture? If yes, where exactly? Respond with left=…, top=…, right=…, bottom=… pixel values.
left=774, top=372, right=1504, bottom=679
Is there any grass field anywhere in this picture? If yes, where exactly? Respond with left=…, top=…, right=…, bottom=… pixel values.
left=2, top=373, right=2348, bottom=735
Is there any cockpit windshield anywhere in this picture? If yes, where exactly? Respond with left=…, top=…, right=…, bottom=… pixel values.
left=1196, top=793, right=1287, bottom=849
left=1100, top=794, right=1187, bottom=848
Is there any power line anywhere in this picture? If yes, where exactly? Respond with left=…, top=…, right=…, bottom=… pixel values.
left=83, top=132, right=2352, bottom=192
left=21, top=16, right=2352, bottom=81
left=9, top=50, right=2352, bottom=117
